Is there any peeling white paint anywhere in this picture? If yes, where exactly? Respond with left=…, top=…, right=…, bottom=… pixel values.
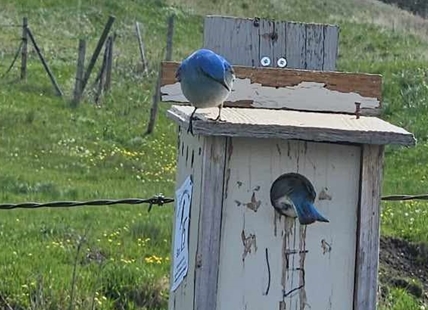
left=160, top=78, right=380, bottom=115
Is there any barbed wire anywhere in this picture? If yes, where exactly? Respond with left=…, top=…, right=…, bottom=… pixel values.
left=0, top=195, right=174, bottom=212
left=0, top=24, right=21, bottom=27
left=0, top=192, right=425, bottom=213
left=381, top=194, right=428, bottom=201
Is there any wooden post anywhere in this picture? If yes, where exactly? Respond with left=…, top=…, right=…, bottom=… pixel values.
left=145, top=14, right=175, bottom=135
left=135, top=22, right=149, bottom=75
left=71, top=39, right=86, bottom=107
left=165, top=14, right=175, bottom=61
left=80, top=15, right=115, bottom=94
left=354, top=145, right=384, bottom=310
left=20, top=17, right=28, bottom=80
left=104, top=35, right=113, bottom=92
left=27, top=27, right=64, bottom=97
left=94, top=39, right=110, bottom=105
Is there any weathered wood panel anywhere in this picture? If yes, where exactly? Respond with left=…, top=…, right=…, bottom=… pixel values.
left=168, top=128, right=205, bottom=310
left=216, top=138, right=361, bottom=309
left=305, top=23, right=324, bottom=70
left=285, top=22, right=306, bottom=69
left=204, top=16, right=259, bottom=67
left=194, top=136, right=228, bottom=310
left=160, top=62, right=382, bottom=116
left=166, top=106, right=416, bottom=147
left=354, top=145, right=384, bottom=310
left=203, top=15, right=339, bottom=71
left=323, top=25, right=340, bottom=71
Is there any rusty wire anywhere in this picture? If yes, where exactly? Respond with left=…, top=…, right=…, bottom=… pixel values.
left=0, top=195, right=174, bottom=212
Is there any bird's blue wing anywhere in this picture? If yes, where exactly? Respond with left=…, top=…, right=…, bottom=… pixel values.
left=175, top=63, right=182, bottom=81
left=295, top=201, right=329, bottom=225
left=194, top=49, right=228, bottom=86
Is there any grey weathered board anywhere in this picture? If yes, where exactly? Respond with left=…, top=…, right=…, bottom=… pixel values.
left=203, top=15, right=339, bottom=70
left=160, top=16, right=384, bottom=116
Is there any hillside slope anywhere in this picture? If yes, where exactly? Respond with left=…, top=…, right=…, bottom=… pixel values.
left=0, top=0, right=427, bottom=308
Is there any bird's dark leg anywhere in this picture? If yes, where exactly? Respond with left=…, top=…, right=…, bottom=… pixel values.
left=187, top=107, right=197, bottom=135
left=214, top=104, right=224, bottom=122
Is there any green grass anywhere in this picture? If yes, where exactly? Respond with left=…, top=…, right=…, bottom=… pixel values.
left=0, top=0, right=428, bottom=308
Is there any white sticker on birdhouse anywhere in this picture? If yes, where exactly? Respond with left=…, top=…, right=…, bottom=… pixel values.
left=171, top=175, right=193, bottom=292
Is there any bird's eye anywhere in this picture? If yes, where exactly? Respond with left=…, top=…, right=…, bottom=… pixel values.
left=277, top=57, right=287, bottom=68
left=260, top=56, right=271, bottom=67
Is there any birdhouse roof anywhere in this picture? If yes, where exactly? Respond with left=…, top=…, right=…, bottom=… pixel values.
left=167, top=105, right=415, bottom=146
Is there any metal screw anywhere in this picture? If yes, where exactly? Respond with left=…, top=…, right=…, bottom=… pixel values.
left=261, top=56, right=271, bottom=67
left=277, top=57, right=287, bottom=68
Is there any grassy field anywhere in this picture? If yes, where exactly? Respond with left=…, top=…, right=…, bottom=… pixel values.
left=0, top=0, right=428, bottom=308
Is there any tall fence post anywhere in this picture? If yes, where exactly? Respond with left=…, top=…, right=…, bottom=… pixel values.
left=104, top=35, right=114, bottom=92
left=71, top=39, right=86, bottom=107
left=146, top=14, right=175, bottom=135
left=20, top=17, right=28, bottom=80
left=80, top=15, right=115, bottom=95
left=135, top=21, right=149, bottom=75
left=27, top=27, right=64, bottom=96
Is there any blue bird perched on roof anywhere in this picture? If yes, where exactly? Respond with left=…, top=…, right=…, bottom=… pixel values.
left=270, top=173, right=329, bottom=225
left=175, top=49, right=235, bottom=135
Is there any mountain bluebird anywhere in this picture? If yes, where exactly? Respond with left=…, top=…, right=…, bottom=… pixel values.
left=270, top=173, right=329, bottom=225
left=175, top=49, right=235, bottom=135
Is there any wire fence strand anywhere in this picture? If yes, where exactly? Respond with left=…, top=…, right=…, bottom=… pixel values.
left=0, top=193, right=425, bottom=212
left=381, top=194, right=428, bottom=201
left=0, top=195, right=174, bottom=211
left=0, top=24, right=22, bottom=27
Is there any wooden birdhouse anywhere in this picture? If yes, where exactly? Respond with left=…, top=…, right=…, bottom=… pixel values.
left=160, top=16, right=416, bottom=310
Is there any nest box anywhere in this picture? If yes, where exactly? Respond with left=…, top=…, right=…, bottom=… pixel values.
left=160, top=16, right=416, bottom=310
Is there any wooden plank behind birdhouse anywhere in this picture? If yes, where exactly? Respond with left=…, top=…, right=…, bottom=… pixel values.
left=305, top=23, right=324, bottom=70
left=203, top=15, right=339, bottom=70
left=323, top=25, right=340, bottom=71
left=203, top=16, right=259, bottom=67
left=215, top=138, right=361, bottom=309
left=285, top=22, right=306, bottom=69
left=160, top=62, right=382, bottom=116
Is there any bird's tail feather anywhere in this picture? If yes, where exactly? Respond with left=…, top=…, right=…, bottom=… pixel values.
left=296, top=202, right=329, bottom=225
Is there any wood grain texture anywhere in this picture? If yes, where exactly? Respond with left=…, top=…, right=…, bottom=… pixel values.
left=354, top=145, right=384, bottom=310
left=160, top=61, right=382, bottom=115
left=194, top=137, right=228, bottom=310
left=259, top=19, right=275, bottom=67
left=216, top=138, right=361, bottom=309
left=168, top=129, right=205, bottom=310
left=323, top=25, right=339, bottom=71
left=285, top=22, right=306, bottom=69
left=166, top=106, right=415, bottom=146
left=203, top=16, right=338, bottom=71
left=305, top=23, right=324, bottom=70
left=203, top=16, right=259, bottom=67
